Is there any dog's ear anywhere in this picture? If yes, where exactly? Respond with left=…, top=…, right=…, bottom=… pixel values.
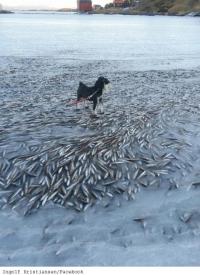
left=99, top=77, right=110, bottom=84
left=103, top=78, right=110, bottom=85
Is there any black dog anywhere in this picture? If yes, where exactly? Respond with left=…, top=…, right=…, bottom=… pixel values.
left=77, top=77, right=110, bottom=113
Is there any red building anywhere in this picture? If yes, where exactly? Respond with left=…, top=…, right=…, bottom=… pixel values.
left=113, top=0, right=126, bottom=7
left=77, top=0, right=92, bottom=12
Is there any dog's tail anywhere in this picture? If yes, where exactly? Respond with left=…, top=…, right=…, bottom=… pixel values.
left=77, top=82, right=87, bottom=101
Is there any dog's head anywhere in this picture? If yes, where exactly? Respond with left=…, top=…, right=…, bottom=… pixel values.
left=95, top=77, right=111, bottom=92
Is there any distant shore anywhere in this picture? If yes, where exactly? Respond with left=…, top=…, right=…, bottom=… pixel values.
left=1, top=8, right=200, bottom=17
left=90, top=8, right=200, bottom=17
left=0, top=10, right=14, bottom=14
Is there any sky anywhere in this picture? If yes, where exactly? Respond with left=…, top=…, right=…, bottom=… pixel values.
left=1, top=0, right=111, bottom=9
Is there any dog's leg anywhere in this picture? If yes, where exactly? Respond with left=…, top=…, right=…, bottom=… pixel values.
left=93, top=97, right=98, bottom=115
left=99, top=97, right=104, bottom=114
left=85, top=100, right=90, bottom=109
left=84, top=99, right=89, bottom=109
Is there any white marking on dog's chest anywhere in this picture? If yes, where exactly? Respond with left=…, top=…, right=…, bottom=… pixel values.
left=103, top=83, right=111, bottom=93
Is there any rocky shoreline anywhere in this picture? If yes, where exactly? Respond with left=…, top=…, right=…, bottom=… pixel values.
left=90, top=8, right=200, bottom=17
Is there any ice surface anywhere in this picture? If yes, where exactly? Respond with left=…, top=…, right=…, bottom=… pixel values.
left=1, top=13, right=200, bottom=266
left=1, top=57, right=200, bottom=266
left=1, top=186, right=200, bottom=266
